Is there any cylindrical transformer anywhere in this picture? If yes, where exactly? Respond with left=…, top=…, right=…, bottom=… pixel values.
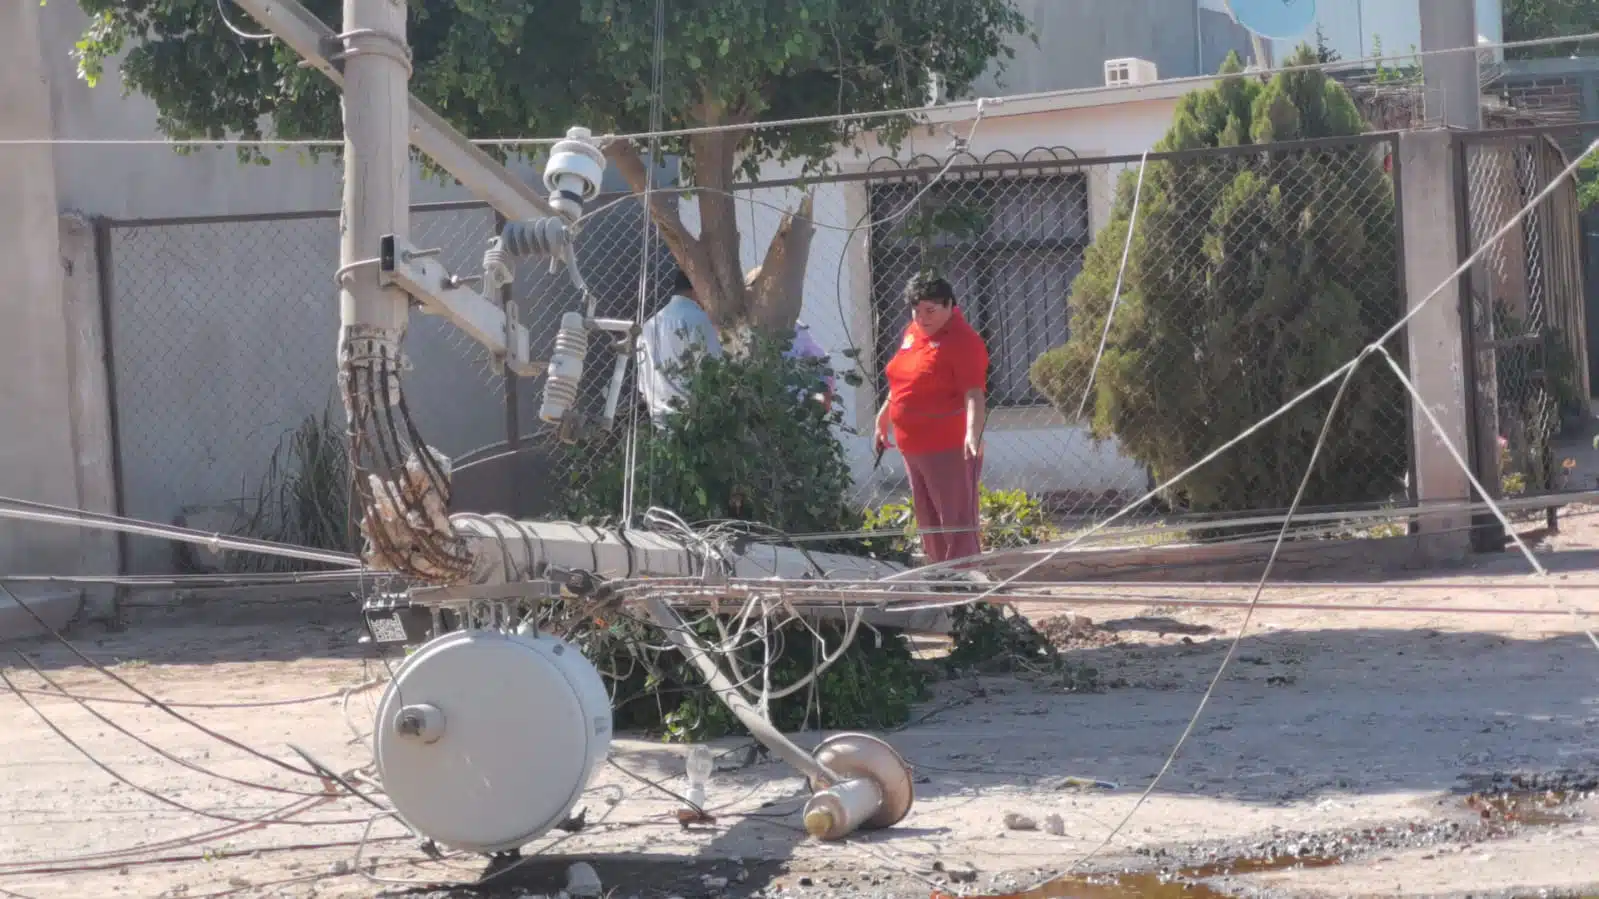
left=372, top=630, right=613, bottom=853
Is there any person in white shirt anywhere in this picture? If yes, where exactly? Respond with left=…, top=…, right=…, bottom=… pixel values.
left=637, top=270, right=724, bottom=425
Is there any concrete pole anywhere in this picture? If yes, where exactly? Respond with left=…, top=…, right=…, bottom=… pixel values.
left=1418, top=0, right=1481, bottom=130
left=1398, top=130, right=1474, bottom=562
left=338, top=0, right=411, bottom=336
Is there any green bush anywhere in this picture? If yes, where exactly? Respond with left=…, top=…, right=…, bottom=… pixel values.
left=595, top=616, right=930, bottom=742
left=1029, top=46, right=1408, bottom=515
left=561, top=334, right=860, bottom=548
left=860, top=485, right=1057, bottom=561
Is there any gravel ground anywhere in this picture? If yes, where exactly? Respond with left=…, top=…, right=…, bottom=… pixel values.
left=2, top=518, right=1598, bottom=899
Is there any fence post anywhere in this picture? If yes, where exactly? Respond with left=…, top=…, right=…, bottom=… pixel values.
left=91, top=218, right=130, bottom=597
left=1398, top=130, right=1475, bottom=561
left=495, top=210, right=524, bottom=515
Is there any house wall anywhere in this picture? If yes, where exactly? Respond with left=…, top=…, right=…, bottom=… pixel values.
left=681, top=97, right=1187, bottom=506
left=969, top=0, right=1253, bottom=96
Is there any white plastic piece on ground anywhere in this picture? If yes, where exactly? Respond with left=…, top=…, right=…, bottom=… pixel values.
left=373, top=630, right=612, bottom=853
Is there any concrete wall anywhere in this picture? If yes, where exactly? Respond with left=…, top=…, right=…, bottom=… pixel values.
left=0, top=2, right=90, bottom=585
left=680, top=93, right=1190, bottom=505
left=969, top=0, right=1254, bottom=96
left=2, top=1, right=656, bottom=577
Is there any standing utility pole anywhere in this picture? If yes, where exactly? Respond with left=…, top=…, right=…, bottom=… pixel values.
left=1418, top=0, right=1482, bottom=130
left=337, top=0, right=413, bottom=339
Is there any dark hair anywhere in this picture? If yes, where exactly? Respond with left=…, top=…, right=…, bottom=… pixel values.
left=670, top=269, right=694, bottom=295
left=904, top=273, right=955, bottom=308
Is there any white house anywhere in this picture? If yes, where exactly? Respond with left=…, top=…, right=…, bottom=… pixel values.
left=682, top=77, right=1210, bottom=511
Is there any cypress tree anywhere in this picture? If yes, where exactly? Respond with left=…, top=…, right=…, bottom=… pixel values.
left=1030, top=47, right=1407, bottom=513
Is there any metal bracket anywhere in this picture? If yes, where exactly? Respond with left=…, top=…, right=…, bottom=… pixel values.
left=378, top=235, right=544, bottom=377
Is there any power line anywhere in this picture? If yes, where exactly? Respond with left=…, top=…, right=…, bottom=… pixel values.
left=0, top=32, right=1592, bottom=149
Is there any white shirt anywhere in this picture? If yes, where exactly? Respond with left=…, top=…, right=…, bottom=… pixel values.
left=637, top=294, right=724, bottom=424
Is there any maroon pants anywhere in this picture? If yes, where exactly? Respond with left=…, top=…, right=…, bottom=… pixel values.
left=903, top=448, right=983, bottom=563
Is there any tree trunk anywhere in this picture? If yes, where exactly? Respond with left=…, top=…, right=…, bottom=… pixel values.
left=604, top=138, right=815, bottom=344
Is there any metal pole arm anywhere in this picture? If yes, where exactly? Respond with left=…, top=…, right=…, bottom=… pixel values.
left=230, top=0, right=558, bottom=222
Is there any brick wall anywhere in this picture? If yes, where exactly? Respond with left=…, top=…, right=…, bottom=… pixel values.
left=1500, top=76, right=1585, bottom=121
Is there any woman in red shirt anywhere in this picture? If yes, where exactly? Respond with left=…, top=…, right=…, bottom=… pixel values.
left=875, top=275, right=989, bottom=563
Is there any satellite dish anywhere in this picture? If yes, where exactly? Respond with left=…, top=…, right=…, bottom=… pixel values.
left=1224, top=0, right=1318, bottom=40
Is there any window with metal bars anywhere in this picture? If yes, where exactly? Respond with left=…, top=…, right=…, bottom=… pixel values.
left=867, top=172, right=1090, bottom=409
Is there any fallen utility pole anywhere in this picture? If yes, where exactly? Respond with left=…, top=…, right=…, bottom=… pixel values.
left=233, top=0, right=925, bottom=849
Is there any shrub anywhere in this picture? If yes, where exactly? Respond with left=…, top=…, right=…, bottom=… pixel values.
left=561, top=333, right=931, bottom=739
left=230, top=406, right=355, bottom=572
left=561, top=333, right=859, bottom=548
left=1029, top=47, right=1409, bottom=515
left=596, top=616, right=930, bottom=742
left=860, top=485, right=1057, bottom=561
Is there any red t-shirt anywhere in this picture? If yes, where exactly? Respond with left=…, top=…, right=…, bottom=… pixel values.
left=885, top=308, right=989, bottom=455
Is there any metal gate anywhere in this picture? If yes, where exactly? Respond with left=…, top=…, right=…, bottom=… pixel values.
left=1457, top=126, right=1594, bottom=542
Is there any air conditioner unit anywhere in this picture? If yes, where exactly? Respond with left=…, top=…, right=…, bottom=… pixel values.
left=1104, top=57, right=1159, bottom=87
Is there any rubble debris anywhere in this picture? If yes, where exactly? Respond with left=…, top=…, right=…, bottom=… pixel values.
left=566, top=861, right=603, bottom=897
left=1002, top=812, right=1038, bottom=831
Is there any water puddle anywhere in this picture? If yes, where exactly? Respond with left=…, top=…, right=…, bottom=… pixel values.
left=932, top=852, right=1341, bottom=898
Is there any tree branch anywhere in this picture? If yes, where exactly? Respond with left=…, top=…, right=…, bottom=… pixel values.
left=748, top=192, right=817, bottom=332
left=603, top=138, right=710, bottom=296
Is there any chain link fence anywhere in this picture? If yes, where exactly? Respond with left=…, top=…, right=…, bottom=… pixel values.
left=103, top=129, right=1531, bottom=570
left=1461, top=129, right=1595, bottom=516
left=594, top=136, right=1415, bottom=534
left=98, top=188, right=664, bottom=573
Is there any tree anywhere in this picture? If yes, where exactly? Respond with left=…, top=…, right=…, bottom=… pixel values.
left=1314, top=25, right=1340, bottom=64
left=1580, top=157, right=1599, bottom=211
left=72, top=0, right=1029, bottom=335
left=1504, top=0, right=1599, bottom=59
left=1028, top=48, right=1408, bottom=515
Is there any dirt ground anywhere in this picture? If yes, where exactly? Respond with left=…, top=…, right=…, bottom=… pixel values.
left=3, top=515, right=1598, bottom=899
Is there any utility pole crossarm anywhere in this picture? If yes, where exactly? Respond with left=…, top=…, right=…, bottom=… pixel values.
left=378, top=235, right=542, bottom=376
left=230, top=0, right=557, bottom=222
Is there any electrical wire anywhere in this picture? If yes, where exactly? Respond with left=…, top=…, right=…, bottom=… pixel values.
left=709, top=488, right=1599, bottom=546
left=0, top=585, right=324, bottom=780
left=2, top=33, right=1591, bottom=151
left=10, top=655, right=334, bottom=798
left=215, top=0, right=274, bottom=41
left=1073, top=151, right=1148, bottom=422
left=620, top=0, right=670, bottom=527
left=0, top=569, right=375, bottom=589
left=1043, top=361, right=1364, bottom=883
left=919, top=136, right=1599, bottom=899
left=0, top=796, right=336, bottom=873
left=0, top=665, right=376, bottom=828
left=0, top=496, right=360, bottom=569
left=0, top=834, right=411, bottom=879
